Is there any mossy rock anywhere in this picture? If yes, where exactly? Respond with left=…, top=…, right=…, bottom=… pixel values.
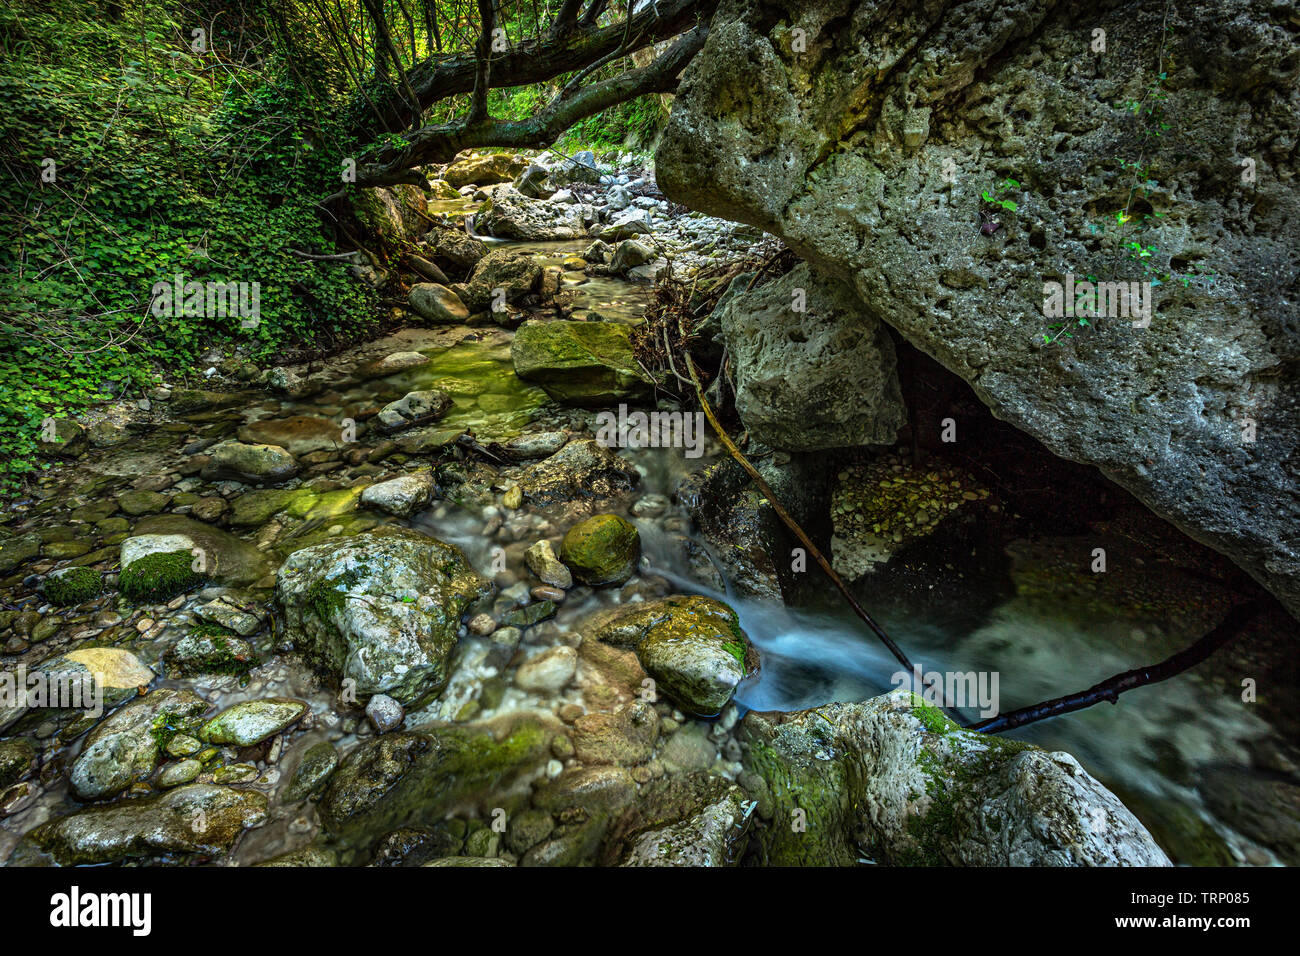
left=510, top=320, right=654, bottom=406
left=560, top=514, right=641, bottom=586
left=119, top=549, right=206, bottom=602
left=41, top=566, right=103, bottom=606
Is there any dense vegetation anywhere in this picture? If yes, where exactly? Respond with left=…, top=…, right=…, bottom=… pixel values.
left=0, top=0, right=671, bottom=491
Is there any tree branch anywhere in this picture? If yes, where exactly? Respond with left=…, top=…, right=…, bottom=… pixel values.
left=352, top=0, right=715, bottom=139
left=971, top=598, right=1269, bottom=734
left=356, top=25, right=708, bottom=186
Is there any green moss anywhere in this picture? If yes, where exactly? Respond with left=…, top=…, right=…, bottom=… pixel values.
left=910, top=697, right=957, bottom=736
left=305, top=566, right=366, bottom=621
left=118, top=550, right=205, bottom=602
left=42, top=567, right=102, bottom=606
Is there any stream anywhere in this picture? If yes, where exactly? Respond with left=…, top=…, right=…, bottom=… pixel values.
left=2, top=238, right=1295, bottom=868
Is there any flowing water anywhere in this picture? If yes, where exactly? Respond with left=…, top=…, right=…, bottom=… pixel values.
left=3, top=241, right=1294, bottom=867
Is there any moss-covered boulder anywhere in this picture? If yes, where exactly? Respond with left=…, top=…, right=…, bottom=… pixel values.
left=511, top=320, right=654, bottom=406
left=17, top=784, right=267, bottom=865
left=276, top=526, right=490, bottom=704
left=119, top=549, right=205, bottom=602
left=560, top=514, right=641, bottom=587
left=203, top=440, right=299, bottom=484
left=40, top=566, right=102, bottom=606
left=737, top=690, right=1171, bottom=866
left=129, top=515, right=273, bottom=586
left=318, top=713, right=557, bottom=852
left=590, top=594, right=757, bottom=716
left=69, top=688, right=209, bottom=800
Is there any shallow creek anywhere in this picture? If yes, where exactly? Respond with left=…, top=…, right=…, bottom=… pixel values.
left=2, top=242, right=1295, bottom=867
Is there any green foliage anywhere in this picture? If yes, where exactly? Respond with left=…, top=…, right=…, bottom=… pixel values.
left=0, top=0, right=376, bottom=491
left=980, top=177, right=1020, bottom=212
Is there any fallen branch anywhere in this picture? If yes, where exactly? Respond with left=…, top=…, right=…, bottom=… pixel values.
left=971, top=597, right=1268, bottom=734
left=676, top=320, right=958, bottom=716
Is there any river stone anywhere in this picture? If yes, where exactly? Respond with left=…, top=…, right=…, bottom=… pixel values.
left=607, top=594, right=756, bottom=716
left=284, top=740, right=340, bottom=801
left=409, top=283, right=470, bottom=324
left=200, top=697, right=308, bottom=746
left=166, top=630, right=258, bottom=676
left=0, top=739, right=36, bottom=789
left=621, top=786, right=750, bottom=866
left=443, top=153, right=528, bottom=188
left=524, top=539, right=573, bottom=588
left=318, top=714, right=556, bottom=846
left=158, top=759, right=202, bottom=788
left=360, top=350, right=431, bottom=379
left=18, top=783, right=267, bottom=866
left=716, top=262, right=905, bottom=450
left=204, top=440, right=299, bottom=483
left=511, top=320, right=654, bottom=405
left=655, top=0, right=1300, bottom=618
left=514, top=645, right=578, bottom=694
left=610, top=238, right=654, bottom=274
left=429, top=227, right=487, bottom=271
left=560, top=514, right=641, bottom=586
left=504, top=430, right=569, bottom=460
left=276, top=526, right=490, bottom=704
left=192, top=593, right=268, bottom=637
left=456, top=249, right=544, bottom=313
left=366, top=693, right=405, bottom=734
left=738, top=690, right=1170, bottom=866
left=131, top=515, right=273, bottom=586
left=374, top=390, right=453, bottom=434
left=69, top=688, right=209, bottom=800
left=0, top=532, right=42, bottom=574
left=519, top=439, right=640, bottom=505
left=237, top=416, right=342, bottom=456
left=601, top=209, right=651, bottom=241
left=117, top=489, right=169, bottom=516
left=360, top=469, right=437, bottom=517
left=54, top=647, right=155, bottom=694
left=515, top=163, right=555, bottom=199
left=36, top=418, right=88, bottom=459
left=571, top=700, right=660, bottom=766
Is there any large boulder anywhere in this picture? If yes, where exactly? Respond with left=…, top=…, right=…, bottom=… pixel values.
left=353, top=184, right=429, bottom=243
left=737, top=690, right=1170, bottom=866
left=474, top=188, right=587, bottom=240
left=442, top=153, right=529, bottom=189
left=656, top=0, right=1300, bottom=618
left=511, top=320, right=654, bottom=405
left=408, top=283, right=470, bottom=324
left=276, top=526, right=490, bottom=703
left=458, top=249, right=543, bottom=312
left=717, top=262, right=905, bottom=450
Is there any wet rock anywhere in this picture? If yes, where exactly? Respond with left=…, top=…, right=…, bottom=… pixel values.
left=360, top=469, right=437, bottom=517
left=366, top=694, right=405, bottom=734
left=474, top=189, right=586, bottom=240
left=69, top=688, right=209, bottom=800
left=204, top=441, right=299, bottom=484
left=499, top=599, right=557, bottom=628
left=593, top=594, right=756, bottom=716
left=458, top=249, right=543, bottom=312
left=361, top=351, right=431, bottom=379
left=276, top=526, right=490, bottom=703
left=514, top=163, right=556, bottom=199
left=19, top=783, right=267, bottom=865
left=560, top=514, right=641, bottom=587
left=36, top=418, right=88, bottom=459
left=425, top=856, right=512, bottom=867
left=237, top=416, right=343, bottom=456
left=318, top=714, right=556, bottom=846
left=655, top=0, right=1300, bottom=618
left=158, top=759, right=202, bottom=788
left=409, top=283, right=470, bottom=324
left=170, top=389, right=244, bottom=414
left=353, top=184, right=428, bottom=243
left=600, top=209, right=651, bottom=241
left=443, top=153, right=528, bottom=189
left=375, top=390, right=453, bottom=434
left=609, top=239, right=654, bottom=274
left=519, top=439, right=639, bottom=506
left=511, top=320, right=653, bottom=405
left=428, top=228, right=487, bottom=271
left=659, top=723, right=718, bottom=773
left=738, top=690, right=1170, bottom=866
left=514, top=646, right=577, bottom=694
left=129, top=515, right=273, bottom=587
left=717, top=262, right=905, bottom=450
left=0, top=532, right=42, bottom=575
left=200, top=697, right=308, bottom=746
left=40, top=566, right=103, bottom=606
left=0, top=739, right=37, bottom=788
left=504, top=430, right=569, bottom=461
left=621, top=785, right=750, bottom=867
left=524, top=540, right=573, bottom=588
left=117, top=489, right=169, bottom=516
left=48, top=647, right=156, bottom=701
left=255, top=844, right=339, bottom=866
left=571, top=701, right=660, bottom=766
left=192, top=594, right=268, bottom=637
left=284, top=741, right=340, bottom=801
